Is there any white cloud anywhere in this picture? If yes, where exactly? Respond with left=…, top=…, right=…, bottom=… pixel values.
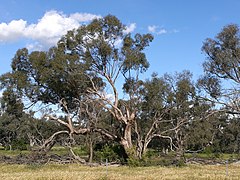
left=0, top=19, right=27, bottom=42
left=171, top=29, right=179, bottom=33
left=0, top=10, right=101, bottom=50
left=148, top=25, right=179, bottom=35
left=157, top=29, right=167, bottom=35
left=148, top=25, right=167, bottom=35
left=148, top=25, right=158, bottom=33
left=70, top=13, right=101, bottom=22
left=123, top=23, right=136, bottom=34
left=26, top=42, right=45, bottom=51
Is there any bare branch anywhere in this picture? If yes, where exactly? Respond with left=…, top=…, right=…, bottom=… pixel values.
left=94, top=128, right=118, bottom=141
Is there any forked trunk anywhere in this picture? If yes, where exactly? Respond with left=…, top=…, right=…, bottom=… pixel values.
left=136, top=139, right=151, bottom=159
left=120, top=123, right=138, bottom=159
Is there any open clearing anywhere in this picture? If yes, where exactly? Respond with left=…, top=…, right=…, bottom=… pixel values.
left=0, top=163, right=240, bottom=180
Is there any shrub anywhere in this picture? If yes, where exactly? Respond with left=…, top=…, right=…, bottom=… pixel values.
left=11, top=139, right=28, bottom=150
left=94, top=145, right=119, bottom=163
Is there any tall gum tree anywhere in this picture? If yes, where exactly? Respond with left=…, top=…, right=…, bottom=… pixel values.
left=64, top=15, right=154, bottom=157
left=0, top=15, right=153, bottom=159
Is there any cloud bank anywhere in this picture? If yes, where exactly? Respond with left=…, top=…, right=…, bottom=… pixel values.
left=0, top=11, right=138, bottom=51
left=0, top=11, right=101, bottom=50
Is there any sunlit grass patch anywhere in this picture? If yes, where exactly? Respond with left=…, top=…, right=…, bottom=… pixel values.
left=0, top=163, right=240, bottom=179
left=185, top=152, right=240, bottom=160
left=0, top=149, right=30, bottom=157
left=50, top=146, right=88, bottom=156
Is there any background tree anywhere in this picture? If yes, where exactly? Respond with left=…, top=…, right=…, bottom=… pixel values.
left=0, top=35, right=102, bottom=156
left=0, top=87, right=64, bottom=151
left=198, top=24, right=240, bottom=156
left=212, top=115, right=240, bottom=154
left=134, top=70, right=218, bottom=160
left=200, top=24, right=240, bottom=114
left=161, top=71, right=215, bottom=159
left=0, top=88, right=25, bottom=150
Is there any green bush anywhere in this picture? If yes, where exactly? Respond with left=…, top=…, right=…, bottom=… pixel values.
left=94, top=145, right=119, bottom=163
left=127, top=156, right=179, bottom=167
left=127, top=156, right=143, bottom=167
left=145, top=149, right=157, bottom=158
left=202, top=146, right=215, bottom=158
left=11, top=139, right=28, bottom=150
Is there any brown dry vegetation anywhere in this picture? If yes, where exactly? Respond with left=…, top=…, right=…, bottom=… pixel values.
left=0, top=163, right=240, bottom=180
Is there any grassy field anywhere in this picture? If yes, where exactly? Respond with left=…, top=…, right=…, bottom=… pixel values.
left=0, top=146, right=87, bottom=157
left=0, top=163, right=240, bottom=180
left=0, top=146, right=240, bottom=179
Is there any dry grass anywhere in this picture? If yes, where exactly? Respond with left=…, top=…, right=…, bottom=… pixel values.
left=0, top=163, right=239, bottom=180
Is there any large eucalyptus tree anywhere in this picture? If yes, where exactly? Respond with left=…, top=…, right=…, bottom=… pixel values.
left=0, top=15, right=153, bottom=159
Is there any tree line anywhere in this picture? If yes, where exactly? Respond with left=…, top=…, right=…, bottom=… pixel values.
left=0, top=15, right=240, bottom=164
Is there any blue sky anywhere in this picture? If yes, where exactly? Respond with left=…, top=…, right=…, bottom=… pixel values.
left=1, top=0, right=240, bottom=80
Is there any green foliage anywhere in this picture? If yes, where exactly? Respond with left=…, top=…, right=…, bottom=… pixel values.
left=127, top=156, right=143, bottom=167
left=94, top=145, right=120, bottom=162
left=71, top=146, right=89, bottom=157
left=1, top=88, right=24, bottom=118
left=202, top=24, right=240, bottom=84
left=211, top=118, right=240, bottom=154
left=11, top=139, right=28, bottom=151
left=197, top=74, right=221, bottom=98
left=127, top=150, right=187, bottom=167
left=202, top=146, right=214, bottom=156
